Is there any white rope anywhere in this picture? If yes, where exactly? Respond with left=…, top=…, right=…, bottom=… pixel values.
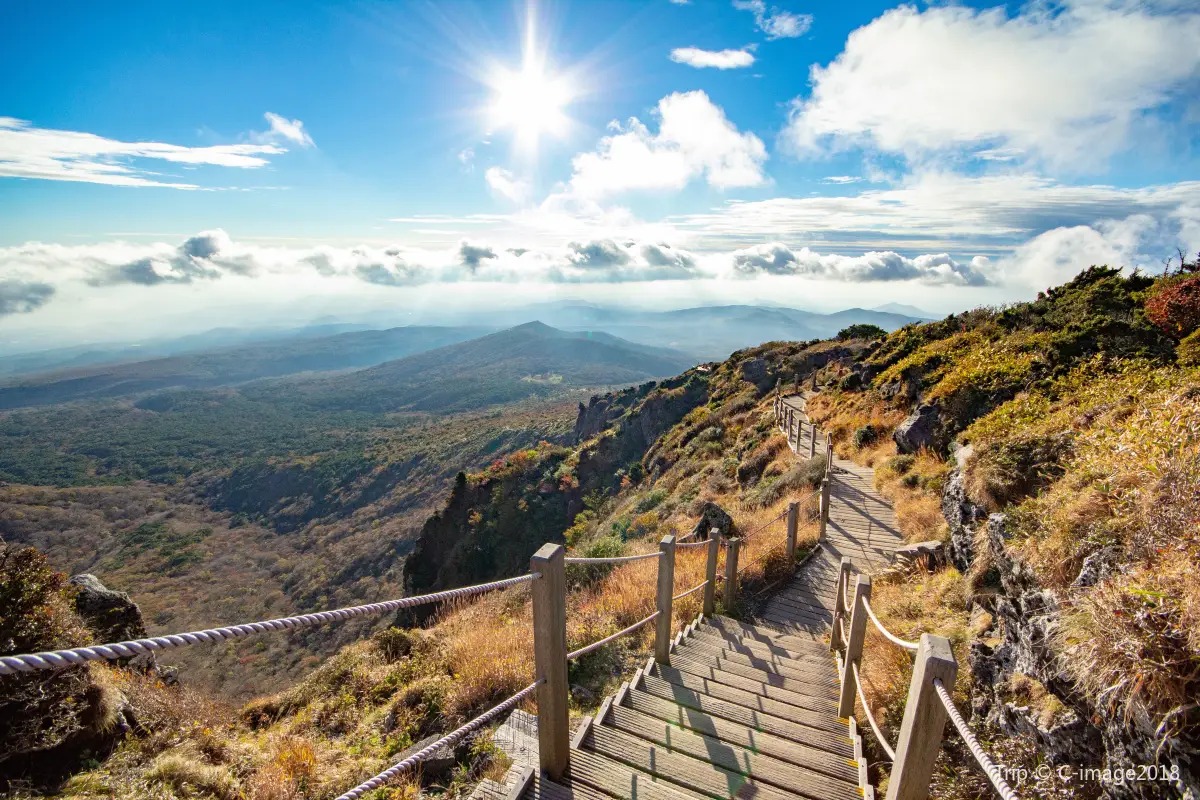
left=934, top=679, right=1021, bottom=800
left=0, top=573, right=537, bottom=675
left=862, top=597, right=920, bottom=651
left=852, top=662, right=896, bottom=761
left=567, top=611, right=660, bottom=661
left=564, top=552, right=660, bottom=565
left=675, top=539, right=712, bottom=550
left=673, top=580, right=708, bottom=601
left=335, top=680, right=541, bottom=800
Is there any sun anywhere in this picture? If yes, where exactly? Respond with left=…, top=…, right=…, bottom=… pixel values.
left=489, top=60, right=570, bottom=149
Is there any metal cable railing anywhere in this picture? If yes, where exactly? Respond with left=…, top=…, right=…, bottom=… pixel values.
left=672, top=580, right=708, bottom=602
left=935, top=679, right=1021, bottom=800
left=335, top=680, right=542, bottom=800
left=852, top=661, right=895, bottom=761
left=564, top=552, right=660, bottom=565
left=567, top=611, right=660, bottom=661
left=862, top=597, right=920, bottom=651
left=0, top=573, right=537, bottom=676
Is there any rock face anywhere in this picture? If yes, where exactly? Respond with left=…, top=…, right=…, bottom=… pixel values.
left=892, top=403, right=944, bottom=454
left=943, top=470, right=1199, bottom=799
left=70, top=574, right=146, bottom=644
left=690, top=502, right=734, bottom=540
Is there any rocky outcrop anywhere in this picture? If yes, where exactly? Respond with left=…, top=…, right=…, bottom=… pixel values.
left=690, top=502, right=734, bottom=540
left=893, top=403, right=945, bottom=454
left=944, top=469, right=1199, bottom=799
left=70, top=574, right=146, bottom=643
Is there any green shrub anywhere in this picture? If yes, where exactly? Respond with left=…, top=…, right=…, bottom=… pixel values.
left=837, top=324, right=887, bottom=341
left=853, top=424, right=879, bottom=448
left=566, top=536, right=626, bottom=588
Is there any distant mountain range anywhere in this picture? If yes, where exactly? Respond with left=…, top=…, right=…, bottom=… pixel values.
left=0, top=302, right=929, bottom=410
left=256, top=321, right=696, bottom=413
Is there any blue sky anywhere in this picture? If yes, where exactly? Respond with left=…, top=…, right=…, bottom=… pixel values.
left=1, top=0, right=1199, bottom=346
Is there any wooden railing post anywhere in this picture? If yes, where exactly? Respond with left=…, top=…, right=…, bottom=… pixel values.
left=722, top=537, right=740, bottom=608
left=837, top=574, right=872, bottom=717
left=885, top=635, right=958, bottom=800
left=530, top=543, right=569, bottom=780
left=819, top=477, right=831, bottom=539
left=809, top=424, right=817, bottom=459
left=654, top=535, right=676, bottom=664
left=830, top=557, right=851, bottom=653
left=702, top=530, right=720, bottom=616
left=785, top=501, right=799, bottom=562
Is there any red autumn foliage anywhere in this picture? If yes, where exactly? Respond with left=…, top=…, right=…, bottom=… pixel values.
left=1145, top=274, right=1200, bottom=340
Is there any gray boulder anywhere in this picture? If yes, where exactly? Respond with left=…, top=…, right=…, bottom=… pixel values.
left=690, top=502, right=734, bottom=540
left=892, top=404, right=942, bottom=454
left=69, top=574, right=146, bottom=643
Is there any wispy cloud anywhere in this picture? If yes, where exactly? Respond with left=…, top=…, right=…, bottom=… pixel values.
left=0, top=117, right=293, bottom=188
left=669, top=46, right=755, bottom=69
left=258, top=112, right=315, bottom=148
left=485, top=167, right=531, bottom=203
left=733, top=0, right=812, bottom=39
left=821, top=175, right=863, bottom=184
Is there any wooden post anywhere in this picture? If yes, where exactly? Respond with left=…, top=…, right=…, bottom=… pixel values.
left=702, top=531, right=720, bottom=616
left=785, top=501, right=799, bottom=562
left=723, top=537, right=740, bottom=608
left=885, top=635, right=958, bottom=800
left=530, top=543, right=569, bottom=780
left=830, top=557, right=851, bottom=653
left=819, top=477, right=831, bottom=539
left=654, top=535, right=676, bottom=664
left=837, top=574, right=872, bottom=717
left=809, top=424, right=817, bottom=459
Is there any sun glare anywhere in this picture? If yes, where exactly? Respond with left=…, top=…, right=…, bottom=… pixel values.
left=490, top=60, right=570, bottom=148
left=484, top=3, right=575, bottom=155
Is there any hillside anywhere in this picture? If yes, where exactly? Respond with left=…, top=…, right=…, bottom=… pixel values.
left=3, top=263, right=1198, bottom=799
left=270, top=321, right=696, bottom=413
left=0, top=325, right=491, bottom=409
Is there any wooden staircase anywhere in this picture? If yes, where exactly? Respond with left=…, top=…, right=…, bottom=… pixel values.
left=513, top=614, right=869, bottom=800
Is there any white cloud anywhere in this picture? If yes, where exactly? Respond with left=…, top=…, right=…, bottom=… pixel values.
left=260, top=112, right=315, bottom=148
left=485, top=167, right=531, bottom=203
left=670, top=46, right=755, bottom=69
left=784, top=1, right=1200, bottom=169
left=733, top=0, right=812, bottom=39
left=821, top=175, right=862, bottom=184
left=730, top=242, right=991, bottom=286
left=0, top=117, right=289, bottom=188
left=566, top=90, right=767, bottom=198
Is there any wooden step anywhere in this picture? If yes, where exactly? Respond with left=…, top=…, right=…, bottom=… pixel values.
left=707, top=616, right=824, bottom=650
left=678, top=637, right=838, bottom=689
left=570, top=747, right=707, bottom=800
left=667, top=651, right=838, bottom=714
left=582, top=721, right=800, bottom=800
left=690, top=627, right=826, bottom=663
left=641, top=668, right=849, bottom=743
left=525, top=771, right=613, bottom=800
left=673, top=639, right=838, bottom=686
left=620, top=687, right=858, bottom=783
left=602, top=701, right=860, bottom=800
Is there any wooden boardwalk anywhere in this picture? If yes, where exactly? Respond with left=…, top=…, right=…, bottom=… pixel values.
left=498, top=393, right=904, bottom=800
left=760, top=395, right=904, bottom=637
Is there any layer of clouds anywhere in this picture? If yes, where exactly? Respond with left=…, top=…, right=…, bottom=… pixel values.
left=669, top=46, right=755, bottom=69
left=0, top=280, right=55, bottom=317
left=733, top=0, right=812, bottom=39
left=784, top=1, right=1200, bottom=169
left=731, top=243, right=991, bottom=286
left=566, top=90, right=767, bottom=198
left=0, top=113, right=309, bottom=188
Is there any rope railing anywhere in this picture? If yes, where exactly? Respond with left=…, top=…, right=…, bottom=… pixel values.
left=935, top=679, right=1021, bottom=800
left=861, top=597, right=920, bottom=651
left=0, top=573, right=537, bottom=676
left=675, top=539, right=712, bottom=550
left=672, top=580, right=708, bottom=602
left=567, top=611, right=660, bottom=661
left=851, top=661, right=895, bottom=761
left=334, top=679, right=542, bottom=800
left=564, top=551, right=661, bottom=565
